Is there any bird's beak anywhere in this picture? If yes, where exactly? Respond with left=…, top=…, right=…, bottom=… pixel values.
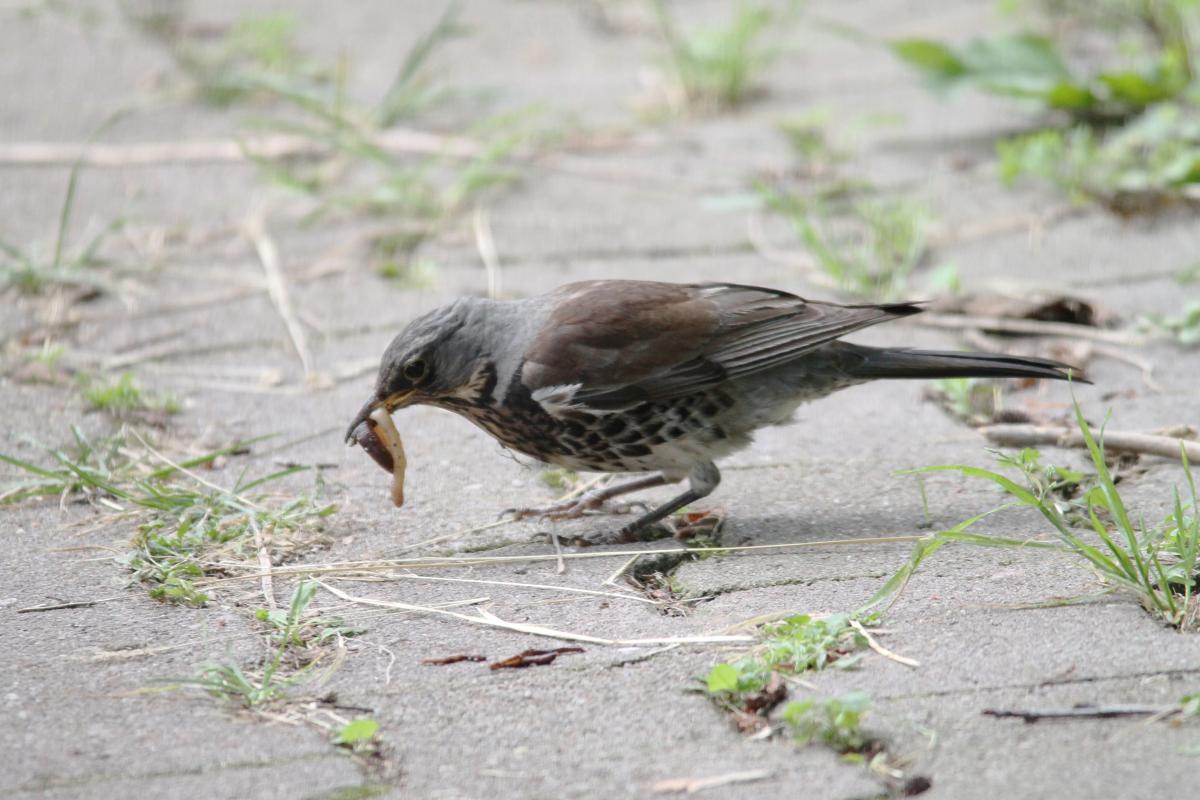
left=344, top=390, right=416, bottom=443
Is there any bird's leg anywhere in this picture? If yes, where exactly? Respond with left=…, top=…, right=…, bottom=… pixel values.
left=615, top=461, right=720, bottom=542
left=506, top=473, right=671, bottom=521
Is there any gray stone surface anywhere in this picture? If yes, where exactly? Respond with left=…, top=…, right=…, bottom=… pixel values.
left=2, top=1, right=1199, bottom=799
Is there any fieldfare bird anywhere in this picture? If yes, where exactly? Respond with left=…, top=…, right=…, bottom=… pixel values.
left=347, top=280, right=1083, bottom=540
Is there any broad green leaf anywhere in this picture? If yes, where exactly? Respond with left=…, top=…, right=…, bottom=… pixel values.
left=1045, top=81, right=1096, bottom=110
left=705, top=663, right=740, bottom=694
left=891, top=39, right=966, bottom=81
left=334, top=718, right=379, bottom=745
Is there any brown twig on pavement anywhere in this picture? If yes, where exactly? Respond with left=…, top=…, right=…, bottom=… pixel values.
left=245, top=210, right=313, bottom=379
left=983, top=705, right=1178, bottom=722
left=978, top=424, right=1200, bottom=462
left=17, top=596, right=123, bottom=613
left=913, top=312, right=1142, bottom=345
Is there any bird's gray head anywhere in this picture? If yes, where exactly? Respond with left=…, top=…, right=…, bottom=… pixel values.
left=345, top=297, right=495, bottom=440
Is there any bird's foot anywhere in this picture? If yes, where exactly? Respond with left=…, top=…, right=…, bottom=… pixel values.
left=552, top=520, right=675, bottom=548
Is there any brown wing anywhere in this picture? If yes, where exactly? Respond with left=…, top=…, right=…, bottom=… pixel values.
left=521, top=281, right=920, bottom=410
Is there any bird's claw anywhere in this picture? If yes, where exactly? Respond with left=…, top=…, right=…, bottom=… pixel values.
left=502, top=495, right=605, bottom=522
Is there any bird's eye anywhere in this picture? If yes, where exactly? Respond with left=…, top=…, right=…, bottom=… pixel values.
left=403, top=359, right=428, bottom=382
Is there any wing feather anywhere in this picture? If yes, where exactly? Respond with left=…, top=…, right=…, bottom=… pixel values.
left=522, top=281, right=920, bottom=411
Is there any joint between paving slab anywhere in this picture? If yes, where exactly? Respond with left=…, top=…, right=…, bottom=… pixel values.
left=8, top=750, right=348, bottom=795
left=874, top=665, right=1200, bottom=704
left=677, top=571, right=891, bottom=599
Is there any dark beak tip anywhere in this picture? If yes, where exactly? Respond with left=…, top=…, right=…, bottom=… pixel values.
left=345, top=396, right=382, bottom=445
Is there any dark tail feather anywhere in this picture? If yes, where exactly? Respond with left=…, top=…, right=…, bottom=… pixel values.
left=848, top=347, right=1089, bottom=383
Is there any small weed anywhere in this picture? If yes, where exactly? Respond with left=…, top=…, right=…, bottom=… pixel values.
left=1140, top=299, right=1200, bottom=346
left=892, top=4, right=1200, bottom=215
left=702, top=615, right=885, bottom=767
left=80, top=371, right=180, bottom=418
left=778, top=112, right=847, bottom=165
left=256, top=581, right=365, bottom=653
left=704, top=613, right=871, bottom=729
left=334, top=718, right=381, bottom=750
left=377, top=3, right=468, bottom=125
left=0, top=426, right=241, bottom=505
left=705, top=614, right=868, bottom=689
left=877, top=398, right=1200, bottom=629
left=651, top=0, right=792, bottom=111
left=1176, top=262, right=1200, bottom=284
left=763, top=188, right=932, bottom=300
left=127, top=8, right=333, bottom=107
left=997, top=104, right=1200, bottom=214
left=537, top=467, right=580, bottom=492
left=1, top=115, right=129, bottom=296
left=892, top=31, right=1189, bottom=124
left=0, top=428, right=335, bottom=604
left=926, top=378, right=998, bottom=425
left=174, top=582, right=363, bottom=734
left=241, top=60, right=534, bottom=241
left=782, top=691, right=872, bottom=754
left=185, top=659, right=295, bottom=708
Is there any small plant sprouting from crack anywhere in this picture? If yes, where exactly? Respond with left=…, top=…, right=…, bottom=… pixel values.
left=891, top=4, right=1200, bottom=215
left=763, top=187, right=934, bottom=301
left=876, top=397, right=1200, bottom=630
left=1, top=113, right=131, bottom=296
left=700, top=613, right=910, bottom=782
left=256, top=580, right=366, bottom=661
left=186, top=582, right=364, bottom=706
left=650, top=0, right=784, bottom=112
left=703, top=613, right=873, bottom=733
left=781, top=691, right=873, bottom=755
left=171, top=580, right=385, bottom=769
left=0, top=427, right=336, bottom=606
left=80, top=371, right=181, bottom=419
left=925, top=378, right=999, bottom=426
left=1140, top=299, right=1200, bottom=347
left=125, top=8, right=335, bottom=107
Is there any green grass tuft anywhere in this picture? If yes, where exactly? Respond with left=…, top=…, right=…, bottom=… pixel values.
left=652, top=1, right=781, bottom=111
left=0, top=428, right=335, bottom=605
left=80, top=372, right=180, bottom=417
left=876, top=396, right=1200, bottom=629
left=763, top=187, right=933, bottom=300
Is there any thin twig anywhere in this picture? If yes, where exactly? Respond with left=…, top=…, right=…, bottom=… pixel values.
left=913, top=313, right=1142, bottom=345
left=0, top=128, right=483, bottom=167
left=245, top=210, right=313, bottom=378
left=550, top=530, right=567, bottom=575
left=383, top=572, right=662, bottom=605
left=198, top=535, right=925, bottom=584
left=652, top=769, right=774, bottom=795
left=849, top=619, right=919, bottom=668
left=983, top=705, right=1178, bottom=722
left=129, top=429, right=262, bottom=510
left=473, top=205, right=501, bottom=300
left=17, top=595, right=124, bottom=613
left=978, top=424, right=1200, bottom=462
left=602, top=554, right=643, bottom=588
left=1088, top=343, right=1163, bottom=393
left=253, top=520, right=277, bottom=609
left=317, top=580, right=754, bottom=647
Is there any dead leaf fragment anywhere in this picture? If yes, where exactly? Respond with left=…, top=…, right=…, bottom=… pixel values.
left=420, top=654, right=488, bottom=666
left=931, top=292, right=1106, bottom=328
left=489, top=647, right=584, bottom=670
